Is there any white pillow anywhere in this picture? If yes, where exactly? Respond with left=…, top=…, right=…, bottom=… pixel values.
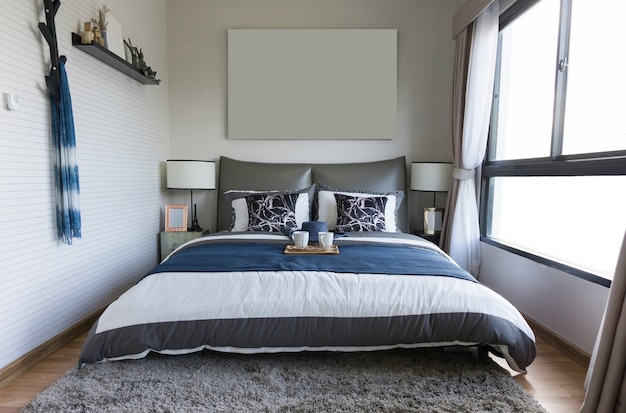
left=226, top=190, right=311, bottom=231
left=317, top=190, right=397, bottom=232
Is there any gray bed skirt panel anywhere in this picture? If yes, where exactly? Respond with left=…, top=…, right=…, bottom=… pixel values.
left=79, top=312, right=536, bottom=372
left=216, top=156, right=407, bottom=232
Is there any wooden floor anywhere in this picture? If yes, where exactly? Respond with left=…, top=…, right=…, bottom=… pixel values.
left=0, top=333, right=587, bottom=413
left=492, top=337, right=588, bottom=413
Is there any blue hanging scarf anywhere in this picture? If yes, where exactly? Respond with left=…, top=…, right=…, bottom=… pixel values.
left=50, top=60, right=81, bottom=244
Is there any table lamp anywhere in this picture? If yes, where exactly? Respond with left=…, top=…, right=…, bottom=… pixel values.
left=410, top=162, right=453, bottom=235
left=166, top=160, right=216, bottom=232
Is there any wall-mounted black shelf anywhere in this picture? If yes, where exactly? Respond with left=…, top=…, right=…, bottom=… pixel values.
left=71, top=32, right=160, bottom=85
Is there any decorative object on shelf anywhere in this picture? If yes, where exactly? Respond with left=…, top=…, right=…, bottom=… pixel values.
left=123, top=38, right=159, bottom=81
left=165, top=204, right=188, bottom=232
left=410, top=162, right=453, bottom=235
left=93, top=27, right=104, bottom=47
left=90, top=5, right=109, bottom=48
left=104, top=13, right=125, bottom=58
left=81, top=22, right=94, bottom=44
left=166, top=160, right=216, bottom=232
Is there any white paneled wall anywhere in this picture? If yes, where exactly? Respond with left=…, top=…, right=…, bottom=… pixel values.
left=0, top=1, right=170, bottom=370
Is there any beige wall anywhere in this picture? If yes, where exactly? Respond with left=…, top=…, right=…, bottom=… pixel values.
left=166, top=0, right=462, bottom=232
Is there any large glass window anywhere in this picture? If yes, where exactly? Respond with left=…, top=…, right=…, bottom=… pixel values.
left=492, top=0, right=559, bottom=160
left=562, top=1, right=626, bottom=155
left=483, top=0, right=626, bottom=285
left=488, top=176, right=626, bottom=278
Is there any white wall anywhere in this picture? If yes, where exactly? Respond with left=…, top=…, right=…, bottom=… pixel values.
left=480, top=243, right=609, bottom=354
left=166, top=0, right=462, bottom=232
left=0, top=1, right=170, bottom=370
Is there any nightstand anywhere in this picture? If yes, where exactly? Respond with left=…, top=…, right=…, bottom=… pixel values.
left=415, top=231, right=441, bottom=245
left=159, top=231, right=203, bottom=261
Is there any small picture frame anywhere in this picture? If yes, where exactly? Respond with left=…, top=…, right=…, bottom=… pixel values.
left=165, top=204, right=188, bottom=232
left=424, top=207, right=444, bottom=235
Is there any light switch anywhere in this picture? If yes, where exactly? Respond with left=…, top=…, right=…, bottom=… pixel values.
left=6, top=93, right=19, bottom=111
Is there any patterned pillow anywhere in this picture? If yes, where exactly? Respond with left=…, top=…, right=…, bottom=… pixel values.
left=317, top=186, right=401, bottom=232
left=335, top=193, right=388, bottom=232
left=224, top=185, right=314, bottom=232
left=245, top=192, right=299, bottom=234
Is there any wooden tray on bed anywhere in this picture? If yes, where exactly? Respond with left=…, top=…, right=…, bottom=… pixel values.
left=284, top=245, right=339, bottom=255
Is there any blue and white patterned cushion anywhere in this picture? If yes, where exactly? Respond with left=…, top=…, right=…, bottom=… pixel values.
left=317, top=185, right=401, bottom=232
left=225, top=185, right=314, bottom=232
left=245, top=192, right=299, bottom=234
left=334, top=194, right=388, bottom=232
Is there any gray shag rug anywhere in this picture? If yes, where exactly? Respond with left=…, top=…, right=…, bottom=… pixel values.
left=21, top=348, right=546, bottom=413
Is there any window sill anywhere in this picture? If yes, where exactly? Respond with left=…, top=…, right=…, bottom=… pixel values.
left=480, top=236, right=612, bottom=288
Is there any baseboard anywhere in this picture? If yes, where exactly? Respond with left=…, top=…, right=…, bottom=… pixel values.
left=0, top=309, right=102, bottom=389
left=523, top=313, right=591, bottom=368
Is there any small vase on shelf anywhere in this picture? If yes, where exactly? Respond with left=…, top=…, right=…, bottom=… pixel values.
left=101, top=30, right=108, bottom=49
left=93, top=27, right=105, bottom=47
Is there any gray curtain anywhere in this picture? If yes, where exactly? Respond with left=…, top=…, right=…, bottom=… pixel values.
left=580, top=231, right=626, bottom=412
left=440, top=24, right=471, bottom=254
left=440, top=1, right=499, bottom=276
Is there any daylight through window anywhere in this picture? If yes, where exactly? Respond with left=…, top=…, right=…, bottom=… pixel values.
left=482, top=0, right=626, bottom=284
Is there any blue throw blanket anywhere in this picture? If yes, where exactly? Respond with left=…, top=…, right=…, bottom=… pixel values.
left=148, top=243, right=476, bottom=282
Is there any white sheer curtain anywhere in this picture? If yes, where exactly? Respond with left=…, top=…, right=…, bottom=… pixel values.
left=441, top=1, right=499, bottom=276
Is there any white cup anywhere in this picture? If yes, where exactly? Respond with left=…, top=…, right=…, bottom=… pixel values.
left=318, top=231, right=334, bottom=250
left=292, top=231, right=309, bottom=249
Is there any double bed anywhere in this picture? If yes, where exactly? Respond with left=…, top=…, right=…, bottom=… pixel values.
left=79, top=156, right=536, bottom=373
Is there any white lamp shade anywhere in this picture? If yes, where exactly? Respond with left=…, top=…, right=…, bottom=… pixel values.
left=166, top=160, right=216, bottom=190
left=410, top=162, right=453, bottom=192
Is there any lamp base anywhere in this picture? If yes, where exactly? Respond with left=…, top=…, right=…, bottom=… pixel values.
left=189, top=203, right=203, bottom=232
left=189, top=224, right=203, bottom=232
left=423, top=207, right=444, bottom=235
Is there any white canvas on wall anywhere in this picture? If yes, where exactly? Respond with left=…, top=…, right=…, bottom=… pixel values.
left=228, top=29, right=397, bottom=140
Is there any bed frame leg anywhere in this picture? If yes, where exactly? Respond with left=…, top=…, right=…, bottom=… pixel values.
left=444, top=346, right=490, bottom=361
left=477, top=346, right=490, bottom=361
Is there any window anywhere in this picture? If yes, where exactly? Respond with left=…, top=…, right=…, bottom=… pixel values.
left=482, top=0, right=626, bottom=286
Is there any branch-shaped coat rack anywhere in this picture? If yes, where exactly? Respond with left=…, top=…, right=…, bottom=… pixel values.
left=38, top=0, right=66, bottom=102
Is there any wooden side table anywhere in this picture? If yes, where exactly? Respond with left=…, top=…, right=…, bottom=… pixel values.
left=159, top=231, right=203, bottom=261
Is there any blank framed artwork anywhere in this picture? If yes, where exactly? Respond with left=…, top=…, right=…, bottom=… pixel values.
left=227, top=29, right=397, bottom=140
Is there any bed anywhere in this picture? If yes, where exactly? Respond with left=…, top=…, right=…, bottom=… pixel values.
left=79, top=156, right=536, bottom=373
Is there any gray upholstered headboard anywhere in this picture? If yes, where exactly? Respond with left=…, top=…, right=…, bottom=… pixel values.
left=217, top=156, right=407, bottom=233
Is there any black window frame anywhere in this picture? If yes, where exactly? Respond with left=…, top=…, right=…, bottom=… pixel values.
left=480, top=0, right=626, bottom=289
